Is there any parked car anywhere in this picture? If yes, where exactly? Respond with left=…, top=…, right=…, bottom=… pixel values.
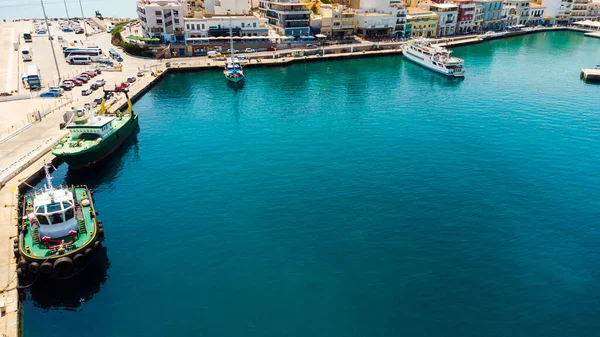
left=40, top=90, right=61, bottom=98
left=107, top=28, right=114, bottom=33
left=76, top=76, right=88, bottom=83
left=48, top=86, right=64, bottom=94
left=266, top=46, right=277, bottom=51
left=127, top=77, right=136, bottom=83
left=84, top=71, right=96, bottom=78
left=78, top=73, right=90, bottom=81
left=244, top=48, right=256, bottom=53
left=94, top=68, right=102, bottom=74
left=137, top=71, right=144, bottom=77
left=61, top=81, right=75, bottom=89
left=81, top=88, right=93, bottom=96
left=98, top=57, right=113, bottom=64
left=226, top=49, right=239, bottom=54
left=57, top=36, right=64, bottom=42
left=306, top=44, right=318, bottom=49
left=90, top=83, right=99, bottom=90
left=93, top=97, right=104, bottom=105
left=96, top=79, right=105, bottom=86
left=68, top=78, right=83, bottom=86
left=114, top=82, right=127, bottom=91
left=75, top=29, right=84, bottom=34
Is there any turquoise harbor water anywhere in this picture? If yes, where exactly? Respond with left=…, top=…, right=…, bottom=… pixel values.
left=23, top=31, right=600, bottom=337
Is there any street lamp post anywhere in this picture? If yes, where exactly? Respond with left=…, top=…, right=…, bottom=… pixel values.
left=78, top=0, right=88, bottom=38
left=41, top=0, right=62, bottom=83
left=63, top=0, right=70, bottom=21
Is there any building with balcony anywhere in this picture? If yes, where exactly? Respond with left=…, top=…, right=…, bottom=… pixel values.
left=454, top=0, right=477, bottom=33
left=542, top=0, right=572, bottom=23
left=320, top=4, right=356, bottom=38
left=504, top=0, right=530, bottom=25
left=390, top=0, right=409, bottom=37
left=475, top=2, right=484, bottom=28
left=184, top=15, right=269, bottom=40
left=406, top=7, right=439, bottom=37
left=349, top=0, right=399, bottom=37
left=588, top=1, right=600, bottom=18
left=259, top=0, right=311, bottom=35
left=419, top=2, right=458, bottom=36
left=137, top=0, right=190, bottom=42
left=528, top=2, right=546, bottom=24
left=474, top=0, right=505, bottom=30
left=204, top=0, right=251, bottom=15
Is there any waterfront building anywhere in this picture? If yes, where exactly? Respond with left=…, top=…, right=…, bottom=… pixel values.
left=588, top=1, right=600, bottom=19
left=541, top=0, right=572, bottom=24
left=504, top=0, right=530, bottom=25
left=455, top=0, right=477, bottom=33
left=418, top=2, right=458, bottom=36
left=391, top=0, right=409, bottom=38
left=528, top=2, right=546, bottom=24
left=137, top=0, right=190, bottom=43
left=349, top=0, right=399, bottom=37
left=406, top=7, right=439, bottom=37
left=259, top=0, right=311, bottom=35
left=474, top=0, right=505, bottom=30
left=204, top=0, right=251, bottom=15
left=571, top=0, right=589, bottom=21
left=319, top=4, right=356, bottom=38
left=475, top=2, right=484, bottom=29
left=184, top=15, right=268, bottom=39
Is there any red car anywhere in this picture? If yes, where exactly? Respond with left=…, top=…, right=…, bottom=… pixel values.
left=267, top=46, right=277, bottom=51
left=68, top=78, right=83, bottom=86
left=89, top=68, right=101, bottom=75
left=114, top=82, right=128, bottom=91
left=84, top=71, right=96, bottom=78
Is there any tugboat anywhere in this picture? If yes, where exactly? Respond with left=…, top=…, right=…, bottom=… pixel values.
left=15, top=163, right=104, bottom=280
left=51, top=87, right=138, bottom=169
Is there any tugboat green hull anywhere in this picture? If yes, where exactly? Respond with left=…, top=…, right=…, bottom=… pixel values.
left=52, top=114, right=138, bottom=169
left=17, top=186, right=104, bottom=279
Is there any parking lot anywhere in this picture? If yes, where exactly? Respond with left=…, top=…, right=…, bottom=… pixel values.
left=0, top=18, right=156, bottom=132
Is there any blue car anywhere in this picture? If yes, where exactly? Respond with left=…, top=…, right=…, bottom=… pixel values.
left=40, top=91, right=61, bottom=98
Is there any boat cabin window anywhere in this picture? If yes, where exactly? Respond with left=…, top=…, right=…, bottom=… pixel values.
left=37, top=215, right=50, bottom=225
left=50, top=212, right=64, bottom=224
left=65, top=208, right=75, bottom=221
left=47, top=203, right=62, bottom=213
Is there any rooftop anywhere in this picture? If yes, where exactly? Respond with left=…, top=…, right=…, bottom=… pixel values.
left=529, top=2, right=546, bottom=8
left=407, top=7, right=431, bottom=14
left=432, top=3, right=459, bottom=8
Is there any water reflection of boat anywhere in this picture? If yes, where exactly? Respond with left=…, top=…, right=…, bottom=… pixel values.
left=65, top=126, right=139, bottom=189
left=26, top=245, right=110, bottom=309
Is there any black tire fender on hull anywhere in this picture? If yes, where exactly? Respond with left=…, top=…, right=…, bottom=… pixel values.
left=40, top=261, right=53, bottom=275
left=73, top=254, right=86, bottom=268
left=53, top=257, right=74, bottom=276
left=28, top=262, right=40, bottom=275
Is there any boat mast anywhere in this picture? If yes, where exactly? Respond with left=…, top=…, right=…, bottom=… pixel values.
left=43, top=161, right=54, bottom=193
left=228, top=10, right=234, bottom=59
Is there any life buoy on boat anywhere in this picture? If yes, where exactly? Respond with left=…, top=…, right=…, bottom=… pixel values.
left=40, top=261, right=53, bottom=275
left=81, top=199, right=91, bottom=207
left=53, top=257, right=74, bottom=275
left=28, top=262, right=40, bottom=275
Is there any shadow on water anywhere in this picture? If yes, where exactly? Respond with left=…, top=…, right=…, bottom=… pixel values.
left=26, top=246, right=110, bottom=311
left=226, top=79, right=245, bottom=91
left=64, top=126, right=140, bottom=189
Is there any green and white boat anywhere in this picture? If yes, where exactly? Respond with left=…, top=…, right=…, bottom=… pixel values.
left=16, top=163, right=104, bottom=279
left=52, top=89, right=138, bottom=169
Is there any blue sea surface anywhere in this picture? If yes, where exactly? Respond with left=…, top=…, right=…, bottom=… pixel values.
left=22, top=31, right=600, bottom=337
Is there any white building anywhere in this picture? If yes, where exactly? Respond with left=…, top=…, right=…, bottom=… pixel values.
left=259, top=0, right=311, bottom=36
left=542, top=0, right=572, bottom=23
left=419, top=2, right=459, bottom=36
left=319, top=4, right=356, bottom=38
left=137, top=0, right=190, bottom=42
left=528, top=3, right=546, bottom=25
left=184, top=15, right=268, bottom=39
left=504, top=0, right=530, bottom=25
left=390, top=1, right=408, bottom=38
left=204, top=0, right=251, bottom=15
left=349, top=0, right=398, bottom=37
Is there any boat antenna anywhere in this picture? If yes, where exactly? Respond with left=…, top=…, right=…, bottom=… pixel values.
left=44, top=161, right=54, bottom=191
left=228, top=10, right=234, bottom=59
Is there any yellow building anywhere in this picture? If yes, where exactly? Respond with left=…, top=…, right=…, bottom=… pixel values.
left=406, top=7, right=438, bottom=38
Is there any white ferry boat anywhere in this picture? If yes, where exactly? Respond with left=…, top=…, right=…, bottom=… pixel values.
left=478, top=31, right=508, bottom=40
left=402, top=39, right=465, bottom=77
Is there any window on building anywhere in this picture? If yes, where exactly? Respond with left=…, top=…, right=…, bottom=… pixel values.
left=253, top=22, right=257, bottom=27
left=242, top=22, right=245, bottom=27
left=202, top=24, right=205, bottom=29
left=175, top=19, right=179, bottom=24
left=186, top=24, right=190, bottom=29
left=155, top=11, right=162, bottom=15
left=174, top=10, right=179, bottom=16
left=157, top=19, right=163, bottom=24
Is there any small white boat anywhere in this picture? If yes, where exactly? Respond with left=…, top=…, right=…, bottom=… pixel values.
left=478, top=31, right=508, bottom=40
left=224, top=11, right=244, bottom=83
left=402, top=39, right=465, bottom=77
left=224, top=57, right=244, bottom=83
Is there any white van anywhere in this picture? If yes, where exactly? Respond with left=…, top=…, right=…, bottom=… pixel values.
left=21, top=46, right=33, bottom=61
left=207, top=51, right=222, bottom=58
left=66, top=55, right=91, bottom=65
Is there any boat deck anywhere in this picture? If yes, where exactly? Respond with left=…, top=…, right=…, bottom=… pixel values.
left=53, top=114, right=133, bottom=155
left=22, top=187, right=95, bottom=257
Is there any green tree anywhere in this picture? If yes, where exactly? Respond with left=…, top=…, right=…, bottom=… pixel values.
left=311, top=3, right=318, bottom=14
